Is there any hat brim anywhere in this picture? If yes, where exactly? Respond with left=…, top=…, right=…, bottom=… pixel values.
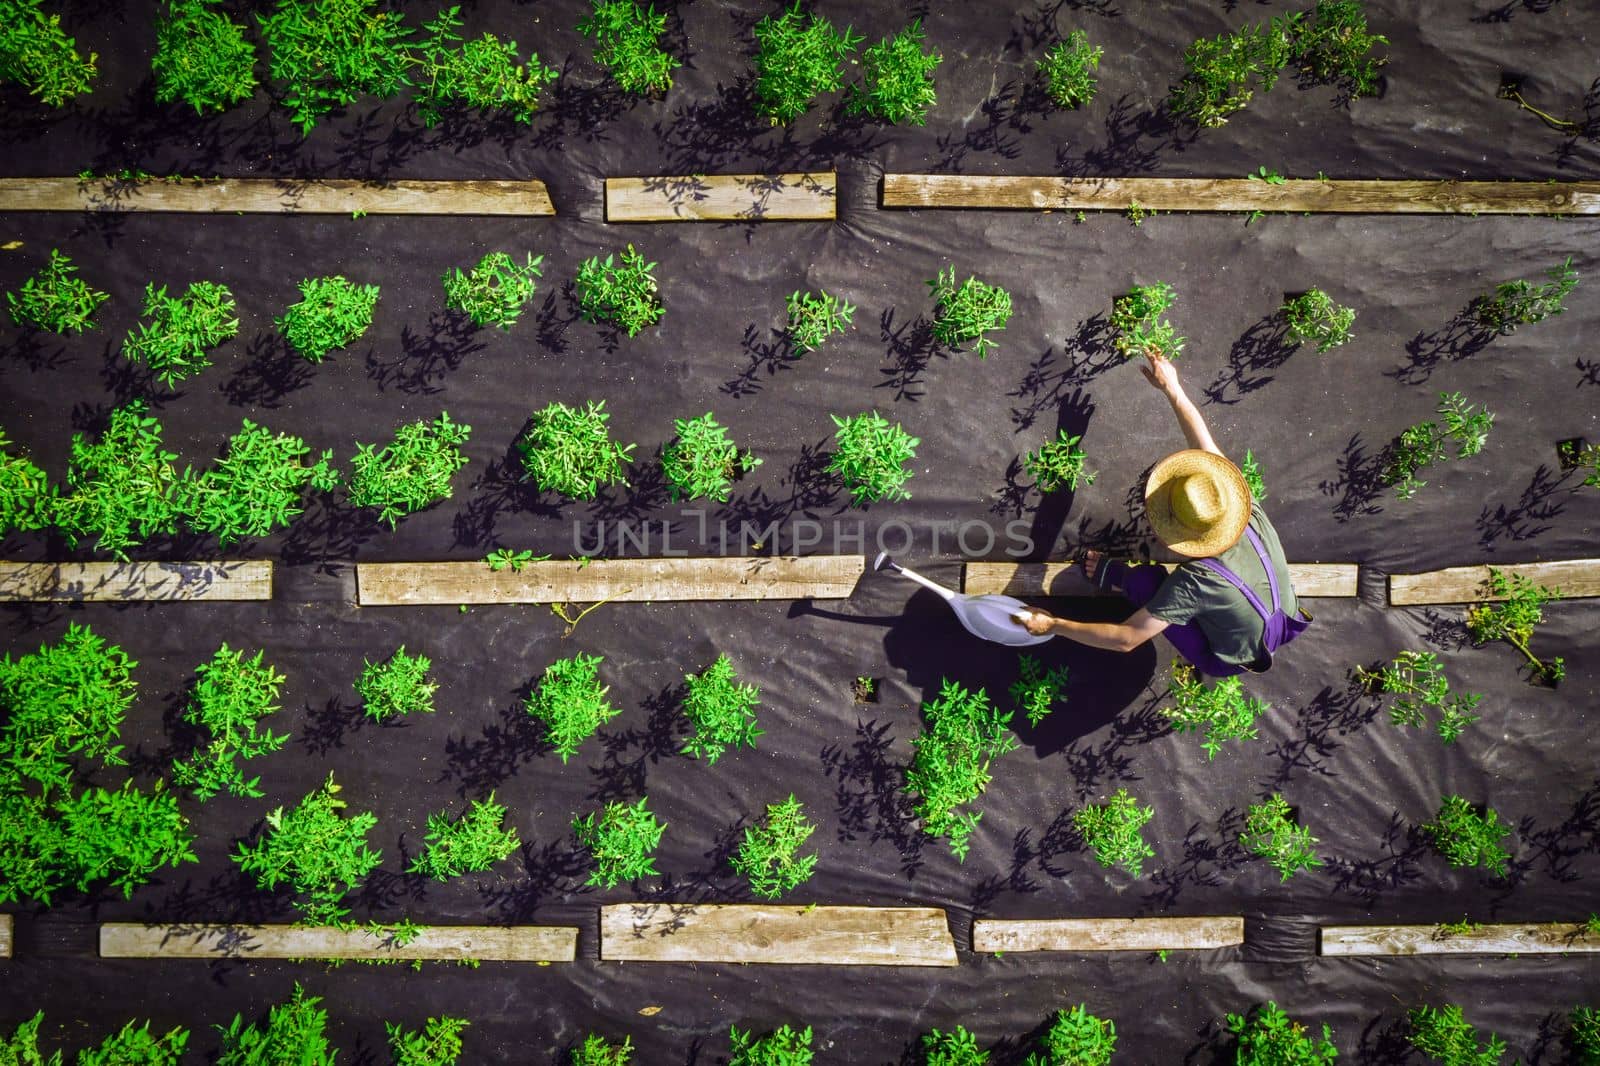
left=1144, top=450, right=1252, bottom=558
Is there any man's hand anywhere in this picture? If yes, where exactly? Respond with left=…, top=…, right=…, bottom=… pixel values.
left=1016, top=608, right=1057, bottom=636
left=1140, top=350, right=1181, bottom=396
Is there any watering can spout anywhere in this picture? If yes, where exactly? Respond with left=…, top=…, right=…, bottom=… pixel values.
left=873, top=551, right=899, bottom=574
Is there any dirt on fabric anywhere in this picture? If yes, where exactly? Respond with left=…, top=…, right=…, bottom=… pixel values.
left=0, top=0, right=1597, bottom=1061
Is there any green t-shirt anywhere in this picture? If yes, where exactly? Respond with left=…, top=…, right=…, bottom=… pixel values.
left=1142, top=503, right=1299, bottom=667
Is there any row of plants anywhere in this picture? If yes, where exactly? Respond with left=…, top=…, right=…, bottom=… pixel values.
left=8, top=996, right=1597, bottom=1065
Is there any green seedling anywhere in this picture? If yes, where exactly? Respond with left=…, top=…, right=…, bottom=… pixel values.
left=852, top=676, right=877, bottom=703
left=785, top=289, right=854, bottom=354
left=1165, top=663, right=1268, bottom=760
left=217, top=983, right=338, bottom=1065
left=906, top=679, right=1018, bottom=861
left=574, top=245, right=663, bottom=336
left=1559, top=439, right=1600, bottom=489
left=6, top=248, right=108, bottom=334
left=0, top=622, right=135, bottom=792
left=846, top=19, right=941, bottom=125
left=1038, top=30, right=1102, bottom=109
left=408, top=794, right=518, bottom=881
left=0, top=430, right=55, bottom=536
left=387, top=1016, right=469, bottom=1066
left=153, top=0, right=257, bottom=113
left=1406, top=1003, right=1507, bottom=1066
left=1023, top=431, right=1094, bottom=493
left=53, top=401, right=184, bottom=559
left=1125, top=200, right=1156, bottom=226
left=1241, top=449, right=1267, bottom=501
left=1111, top=282, right=1183, bottom=360
left=1422, top=795, right=1512, bottom=878
left=0, top=0, right=98, bottom=105
left=1074, top=788, right=1155, bottom=876
left=730, top=794, right=817, bottom=899
left=79, top=1018, right=190, bottom=1066
left=1168, top=15, right=1297, bottom=127
left=1434, top=917, right=1482, bottom=938
left=356, top=646, right=437, bottom=722
left=1281, top=288, right=1355, bottom=352
left=1225, top=1001, right=1337, bottom=1065
left=172, top=644, right=289, bottom=801
left=413, top=7, right=557, bottom=126
left=928, top=267, right=1012, bottom=357
left=662, top=413, right=761, bottom=503
left=517, top=400, right=635, bottom=500
left=1568, top=1006, right=1600, bottom=1065
left=728, top=1024, right=814, bottom=1066
left=572, top=1034, right=635, bottom=1066
left=752, top=2, right=860, bottom=124
left=485, top=547, right=543, bottom=572
left=681, top=653, right=763, bottom=764
left=526, top=652, right=618, bottom=762
left=1382, top=392, right=1494, bottom=500
left=1356, top=651, right=1482, bottom=743
left=922, top=1025, right=986, bottom=1066
left=258, top=0, right=413, bottom=135
left=1248, top=165, right=1287, bottom=185
left=1296, top=0, right=1388, bottom=96
left=442, top=251, right=542, bottom=329
left=181, top=419, right=338, bottom=547
left=276, top=275, right=380, bottom=362
left=827, top=411, right=918, bottom=506
left=579, top=0, right=678, bottom=95
left=232, top=773, right=382, bottom=924
left=1466, top=567, right=1564, bottom=685
left=1240, top=794, right=1321, bottom=882
left=347, top=412, right=472, bottom=527
left=1009, top=654, right=1069, bottom=727
left=1023, top=1004, right=1117, bottom=1066
left=573, top=797, right=665, bottom=888
left=1474, top=257, right=1579, bottom=333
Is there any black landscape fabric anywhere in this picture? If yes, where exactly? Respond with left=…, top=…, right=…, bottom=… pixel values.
left=1, top=0, right=1598, bottom=1061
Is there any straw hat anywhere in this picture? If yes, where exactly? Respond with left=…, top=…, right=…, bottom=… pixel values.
left=1144, top=450, right=1252, bottom=558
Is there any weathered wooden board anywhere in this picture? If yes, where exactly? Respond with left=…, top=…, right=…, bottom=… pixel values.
left=358, top=555, right=866, bottom=605
left=600, top=904, right=958, bottom=966
left=973, top=916, right=1244, bottom=953
left=0, top=561, right=272, bottom=602
left=1321, top=923, right=1600, bottom=956
left=99, top=923, right=577, bottom=961
left=881, top=175, right=1600, bottom=215
left=606, top=173, right=836, bottom=221
left=964, top=562, right=1356, bottom=598
left=0, top=914, right=12, bottom=958
left=1389, top=560, right=1600, bottom=605
left=0, top=177, right=555, bottom=216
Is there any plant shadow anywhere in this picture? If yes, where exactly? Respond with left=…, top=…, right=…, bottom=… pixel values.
left=1474, top=463, right=1579, bottom=551
left=1387, top=306, right=1497, bottom=385
left=222, top=332, right=316, bottom=409
left=367, top=309, right=485, bottom=395
left=721, top=321, right=797, bottom=398
left=1202, top=314, right=1298, bottom=406
left=587, top=683, right=687, bottom=804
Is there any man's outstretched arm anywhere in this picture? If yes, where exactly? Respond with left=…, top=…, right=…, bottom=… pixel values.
left=1018, top=606, right=1169, bottom=652
left=1142, top=351, right=1223, bottom=458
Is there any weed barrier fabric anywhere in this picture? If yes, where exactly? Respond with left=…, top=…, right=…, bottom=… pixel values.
left=2, top=0, right=1599, bottom=1060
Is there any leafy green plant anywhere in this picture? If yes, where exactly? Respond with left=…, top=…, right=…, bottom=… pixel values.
left=277, top=275, right=380, bottom=362
left=573, top=796, right=665, bottom=888
left=1010, top=655, right=1069, bottom=727
left=78, top=1019, right=190, bottom=1066
left=1167, top=15, right=1298, bottom=128
left=1356, top=651, right=1481, bottom=743
left=53, top=401, right=185, bottom=559
left=1023, top=1004, right=1117, bottom=1066
left=579, top=0, right=678, bottom=95
left=784, top=289, right=854, bottom=354
left=412, top=7, right=556, bottom=126
left=574, top=245, right=663, bottom=337
left=0, top=622, right=134, bottom=792
left=6, top=249, right=108, bottom=334
left=1466, top=567, right=1565, bottom=685
left=153, top=0, right=258, bottom=113
left=356, top=646, right=437, bottom=722
left=0, top=430, right=56, bottom=536
left=682, top=653, right=763, bottom=763
left=1240, top=794, right=1321, bottom=882
left=1560, top=439, right=1600, bottom=489
left=442, top=251, right=542, bottom=329
left=1111, top=282, right=1183, bottom=360
left=1381, top=392, right=1494, bottom=500
left=1038, top=30, right=1102, bottom=109
left=409, top=794, right=518, bottom=880
left=1124, top=200, right=1156, bottom=226
left=0, top=1011, right=56, bottom=1066
left=905, top=678, right=1018, bottom=861
left=50, top=780, right=197, bottom=903
left=347, top=412, right=472, bottom=527
left=1568, top=1006, right=1600, bottom=1066
left=928, top=266, right=1012, bottom=357
left=485, top=547, right=545, bottom=572
left=387, top=1017, right=469, bottom=1066
left=517, top=400, right=634, bottom=500
left=1421, top=795, right=1512, bottom=878
left=217, top=983, right=337, bottom=1066
left=1023, top=432, right=1095, bottom=493
left=1165, top=663, right=1268, bottom=760
left=1074, top=788, right=1155, bottom=876
left=922, top=1026, right=986, bottom=1066
left=662, top=413, right=761, bottom=503
left=827, top=411, right=919, bottom=506
left=572, top=1034, right=634, bottom=1066
left=258, top=0, right=413, bottom=135
left=846, top=20, right=941, bottom=124
left=172, top=644, right=288, bottom=801
left=232, top=773, right=382, bottom=923
left=729, top=1024, right=813, bottom=1066
left=1406, top=1004, right=1506, bottom=1066
left=0, top=0, right=98, bottom=105
left=1241, top=449, right=1267, bottom=501
left=730, top=794, right=817, bottom=899
left=1434, top=917, right=1481, bottom=939
left=525, top=652, right=619, bottom=762
left=180, top=420, right=338, bottom=547
left=1473, top=257, right=1579, bottom=333
left=1296, top=0, right=1388, bottom=97
left=1280, top=289, right=1355, bottom=352
left=1225, top=1001, right=1337, bottom=1065
left=752, top=2, right=860, bottom=124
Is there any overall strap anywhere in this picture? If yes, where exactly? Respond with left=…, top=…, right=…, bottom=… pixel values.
left=1194, top=526, right=1281, bottom=621
left=1243, top=527, right=1283, bottom=614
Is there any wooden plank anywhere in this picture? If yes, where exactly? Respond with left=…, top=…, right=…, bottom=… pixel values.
left=964, top=562, right=1356, bottom=598
left=1321, top=923, right=1600, bottom=956
left=0, top=177, right=554, bottom=216
left=606, top=173, right=836, bottom=222
left=357, top=555, right=865, bottom=606
left=973, top=916, right=1244, bottom=953
left=0, top=561, right=272, bottom=602
left=99, top=923, right=577, bottom=962
left=600, top=904, right=957, bottom=966
left=881, top=175, right=1600, bottom=215
left=1390, top=560, right=1600, bottom=605
left=0, top=914, right=11, bottom=958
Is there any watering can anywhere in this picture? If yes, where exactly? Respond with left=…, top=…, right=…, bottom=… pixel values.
left=873, top=552, right=1053, bottom=647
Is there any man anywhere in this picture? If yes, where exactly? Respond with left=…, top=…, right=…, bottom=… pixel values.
left=1016, top=350, right=1308, bottom=676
